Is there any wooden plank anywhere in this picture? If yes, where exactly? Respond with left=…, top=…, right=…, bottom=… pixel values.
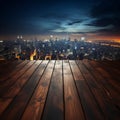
left=97, top=61, right=120, bottom=82
left=0, top=61, right=35, bottom=96
left=63, top=60, right=85, bottom=120
left=0, top=60, right=22, bottom=70
left=42, top=60, right=64, bottom=120
left=87, top=61, right=120, bottom=108
left=21, top=60, right=55, bottom=120
left=0, top=60, right=21, bottom=68
left=100, top=61, right=120, bottom=70
left=0, top=60, right=22, bottom=82
left=90, top=61, right=120, bottom=93
left=0, top=60, right=49, bottom=120
left=69, top=60, right=103, bottom=120
left=76, top=60, right=120, bottom=119
left=0, top=61, right=12, bottom=67
left=0, top=60, right=22, bottom=79
left=0, top=60, right=29, bottom=82
left=0, top=61, right=41, bottom=116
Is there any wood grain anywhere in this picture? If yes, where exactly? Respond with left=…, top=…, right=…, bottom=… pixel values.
left=0, top=60, right=120, bottom=120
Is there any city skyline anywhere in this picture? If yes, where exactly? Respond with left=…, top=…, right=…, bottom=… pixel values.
left=0, top=0, right=120, bottom=41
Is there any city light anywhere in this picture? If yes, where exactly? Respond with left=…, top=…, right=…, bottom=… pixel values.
left=30, top=49, right=37, bottom=60
left=0, top=35, right=120, bottom=60
left=50, top=35, right=53, bottom=38
left=0, top=40, right=3, bottom=43
left=81, top=37, right=85, bottom=41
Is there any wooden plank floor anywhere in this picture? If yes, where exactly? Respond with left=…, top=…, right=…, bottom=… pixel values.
left=0, top=60, right=120, bottom=120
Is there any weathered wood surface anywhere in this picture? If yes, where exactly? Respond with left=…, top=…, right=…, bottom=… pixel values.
left=0, top=60, right=120, bottom=120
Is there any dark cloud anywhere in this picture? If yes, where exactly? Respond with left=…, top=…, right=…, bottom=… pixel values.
left=88, top=17, right=120, bottom=27
left=0, top=0, right=120, bottom=38
left=89, top=0, right=120, bottom=35
left=67, top=20, right=83, bottom=25
left=91, top=0, right=120, bottom=18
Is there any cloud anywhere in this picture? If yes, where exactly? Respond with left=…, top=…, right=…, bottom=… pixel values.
left=89, top=0, right=120, bottom=35
left=88, top=17, right=120, bottom=27
left=91, top=0, right=120, bottom=18
left=67, top=20, right=83, bottom=25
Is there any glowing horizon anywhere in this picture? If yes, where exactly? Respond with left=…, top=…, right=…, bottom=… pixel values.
left=0, top=33, right=120, bottom=43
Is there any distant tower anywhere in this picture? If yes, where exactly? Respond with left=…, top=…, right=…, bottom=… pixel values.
left=68, top=37, right=71, bottom=41
left=17, top=35, right=20, bottom=40
left=16, top=35, right=20, bottom=44
left=80, top=37, right=86, bottom=42
left=20, top=35, right=23, bottom=40
left=50, top=35, right=53, bottom=41
left=17, top=35, right=23, bottom=40
left=55, top=37, right=58, bottom=41
left=66, top=32, right=69, bottom=40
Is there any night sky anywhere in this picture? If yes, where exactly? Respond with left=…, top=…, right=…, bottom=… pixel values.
left=0, top=0, right=120, bottom=41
